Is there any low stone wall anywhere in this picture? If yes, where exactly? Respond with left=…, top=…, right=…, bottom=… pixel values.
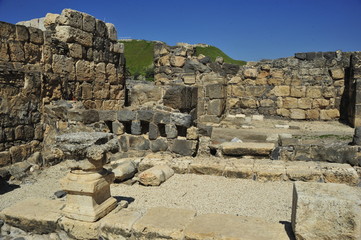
left=153, top=42, right=361, bottom=125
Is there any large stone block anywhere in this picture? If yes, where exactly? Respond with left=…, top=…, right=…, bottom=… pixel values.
left=206, top=84, right=225, bottom=99
left=15, top=24, right=29, bottom=42
left=52, top=54, right=75, bottom=77
left=58, top=9, right=83, bottom=28
left=150, top=138, right=168, bottom=152
left=330, top=68, right=344, bottom=80
left=76, top=60, right=94, bottom=81
left=118, top=109, right=136, bottom=122
left=28, top=27, right=44, bottom=44
left=165, top=124, right=178, bottom=139
left=171, top=139, right=198, bottom=156
left=55, top=25, right=92, bottom=47
left=221, top=142, right=275, bottom=157
left=82, top=13, right=96, bottom=32
left=131, top=120, right=141, bottom=135
left=0, top=151, right=11, bottom=167
left=105, top=23, right=117, bottom=41
left=207, top=99, right=225, bottom=116
left=138, top=165, right=174, bottom=186
left=292, top=182, right=361, bottom=240
left=290, top=109, right=306, bottom=120
left=129, top=84, right=162, bottom=106
left=8, top=41, right=25, bottom=62
left=272, top=86, right=290, bottom=97
left=170, top=55, right=186, bottom=67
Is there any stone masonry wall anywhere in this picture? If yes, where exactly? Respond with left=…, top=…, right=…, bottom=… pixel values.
left=0, top=9, right=125, bottom=171
left=154, top=43, right=361, bottom=125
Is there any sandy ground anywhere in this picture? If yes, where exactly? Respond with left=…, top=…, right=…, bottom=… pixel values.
left=0, top=160, right=293, bottom=224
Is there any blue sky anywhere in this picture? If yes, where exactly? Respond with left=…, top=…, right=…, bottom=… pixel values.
left=0, top=0, right=360, bottom=61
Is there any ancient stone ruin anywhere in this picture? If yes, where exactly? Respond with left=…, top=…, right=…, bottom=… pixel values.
left=0, top=8, right=361, bottom=240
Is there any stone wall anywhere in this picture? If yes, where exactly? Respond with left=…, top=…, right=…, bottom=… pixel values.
left=0, top=9, right=125, bottom=171
left=154, top=42, right=361, bottom=125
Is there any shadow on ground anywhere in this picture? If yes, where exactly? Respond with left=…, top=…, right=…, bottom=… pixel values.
left=0, top=179, right=20, bottom=195
left=280, top=221, right=296, bottom=240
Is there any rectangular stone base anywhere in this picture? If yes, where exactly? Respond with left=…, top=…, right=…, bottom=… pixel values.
left=63, top=196, right=117, bottom=222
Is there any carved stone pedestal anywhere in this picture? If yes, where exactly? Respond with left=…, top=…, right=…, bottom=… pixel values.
left=60, top=168, right=117, bottom=222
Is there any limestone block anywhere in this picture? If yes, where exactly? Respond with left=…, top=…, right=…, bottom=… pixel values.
left=206, top=84, right=225, bottom=99
left=306, top=109, right=320, bottom=120
left=291, top=182, right=361, bottom=240
left=9, top=41, right=25, bottom=62
left=112, top=42, right=124, bottom=54
left=183, top=74, right=196, bottom=85
left=131, top=120, right=142, bottom=135
left=271, top=69, right=284, bottom=78
left=112, top=121, right=124, bottom=135
left=52, top=54, right=75, bottom=77
left=95, top=19, right=107, bottom=37
left=224, top=158, right=254, bottom=179
left=260, top=99, right=275, bottom=107
left=330, top=68, right=344, bottom=80
left=129, top=84, right=162, bottom=106
left=282, top=97, right=298, bottom=109
left=133, top=207, right=196, bottom=239
left=207, top=99, right=225, bottom=116
left=171, top=112, right=192, bottom=128
left=55, top=25, right=92, bottom=47
left=15, top=24, right=29, bottom=41
left=43, top=13, right=59, bottom=29
left=166, top=124, right=178, bottom=139
left=118, top=109, right=136, bottom=122
left=170, top=55, right=186, bottom=67
left=272, top=86, right=290, bottom=97
left=58, top=217, right=99, bottom=240
left=0, top=198, right=64, bottom=234
left=82, top=13, right=96, bottom=32
left=290, top=86, right=306, bottom=98
left=0, top=40, right=9, bottom=61
left=138, top=165, right=174, bottom=186
left=243, top=68, right=258, bottom=78
left=100, top=209, right=143, bottom=240
left=68, top=43, right=83, bottom=58
left=81, top=82, right=93, bottom=99
left=106, top=63, right=117, bottom=84
left=111, top=159, right=137, bottom=182
left=28, top=27, right=43, bottom=44
left=0, top=151, right=11, bottom=167
left=221, top=142, right=274, bottom=157
left=187, top=126, right=198, bottom=140
left=158, top=55, right=170, bottom=66
left=105, top=23, right=117, bottom=41
left=285, top=161, right=322, bottom=182
left=297, top=98, right=312, bottom=109
left=171, top=139, right=198, bottom=156
left=95, top=62, right=106, bottom=81
left=0, top=21, right=16, bottom=40
left=306, top=86, right=322, bottom=98
left=239, top=97, right=258, bottom=108
left=24, top=42, right=41, bottom=63
left=58, top=9, right=83, bottom=28
left=76, top=60, right=94, bottom=81
left=253, top=159, right=286, bottom=182
left=290, top=109, right=306, bottom=120
left=320, top=109, right=340, bottom=120
left=323, top=86, right=336, bottom=98
left=319, top=162, right=359, bottom=185
left=9, top=144, right=32, bottom=163
left=148, top=122, right=159, bottom=140
left=184, top=213, right=289, bottom=240
left=312, top=98, right=329, bottom=108
left=150, top=138, right=169, bottom=152
left=94, top=82, right=110, bottom=99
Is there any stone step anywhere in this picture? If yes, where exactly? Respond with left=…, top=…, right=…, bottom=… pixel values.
left=0, top=201, right=290, bottom=240
left=138, top=154, right=360, bottom=185
left=220, top=142, right=275, bottom=157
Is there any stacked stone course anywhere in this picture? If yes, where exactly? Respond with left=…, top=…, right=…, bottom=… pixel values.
left=154, top=43, right=361, bottom=125
left=0, top=9, right=125, bottom=170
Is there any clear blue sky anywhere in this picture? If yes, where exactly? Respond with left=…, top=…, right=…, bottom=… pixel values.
left=1, top=0, right=360, bottom=61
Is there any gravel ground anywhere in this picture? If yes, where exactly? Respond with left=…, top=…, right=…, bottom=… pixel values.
left=0, top=161, right=294, bottom=224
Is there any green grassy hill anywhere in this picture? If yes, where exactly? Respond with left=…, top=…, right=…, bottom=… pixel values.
left=119, top=40, right=155, bottom=81
left=119, top=40, right=246, bottom=81
left=195, top=45, right=246, bottom=65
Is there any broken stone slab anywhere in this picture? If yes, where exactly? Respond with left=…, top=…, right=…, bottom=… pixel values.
left=100, top=208, right=143, bottom=240
left=221, top=142, right=275, bottom=156
left=189, top=157, right=227, bottom=176
left=132, top=207, right=196, bottom=240
left=0, top=198, right=64, bottom=234
left=286, top=161, right=323, bottom=182
left=292, top=181, right=361, bottom=240
left=319, top=162, right=359, bottom=185
left=110, top=158, right=137, bottom=182
left=184, top=213, right=289, bottom=240
left=138, top=165, right=174, bottom=186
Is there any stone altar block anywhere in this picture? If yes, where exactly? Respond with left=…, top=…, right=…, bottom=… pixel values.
left=55, top=132, right=119, bottom=222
